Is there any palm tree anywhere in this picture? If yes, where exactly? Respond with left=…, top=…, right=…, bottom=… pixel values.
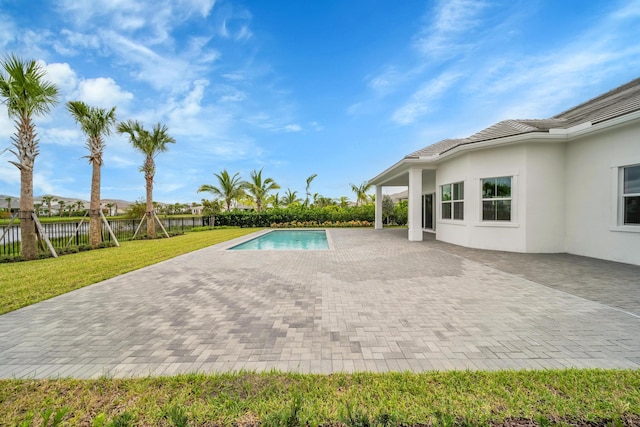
left=74, top=200, right=85, bottom=216
left=67, top=101, right=117, bottom=247
left=57, top=200, right=65, bottom=217
left=245, top=168, right=280, bottom=212
left=197, top=169, right=245, bottom=212
left=4, top=196, right=12, bottom=213
left=304, top=173, right=317, bottom=207
left=0, top=54, right=59, bottom=259
left=350, top=181, right=372, bottom=207
left=315, top=196, right=335, bottom=208
left=339, top=196, right=349, bottom=208
left=282, top=189, right=301, bottom=206
left=105, top=202, right=114, bottom=216
left=41, top=195, right=56, bottom=217
left=117, top=120, right=175, bottom=238
left=269, top=192, right=281, bottom=209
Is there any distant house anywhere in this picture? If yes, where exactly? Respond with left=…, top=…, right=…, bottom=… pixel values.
left=369, top=78, right=640, bottom=266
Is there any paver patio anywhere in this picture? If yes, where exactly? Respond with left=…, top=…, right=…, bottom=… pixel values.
left=0, top=228, right=639, bottom=379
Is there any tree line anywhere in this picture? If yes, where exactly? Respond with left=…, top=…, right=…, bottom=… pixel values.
left=197, top=170, right=376, bottom=214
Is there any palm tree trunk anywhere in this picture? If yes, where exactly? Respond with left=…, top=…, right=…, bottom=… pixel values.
left=19, top=167, right=37, bottom=260
left=89, top=162, right=102, bottom=247
left=146, top=173, right=156, bottom=239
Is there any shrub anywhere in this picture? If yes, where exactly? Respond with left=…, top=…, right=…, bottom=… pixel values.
left=270, top=220, right=372, bottom=228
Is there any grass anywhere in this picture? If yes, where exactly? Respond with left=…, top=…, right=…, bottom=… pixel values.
left=1, top=370, right=639, bottom=426
left=0, top=227, right=260, bottom=315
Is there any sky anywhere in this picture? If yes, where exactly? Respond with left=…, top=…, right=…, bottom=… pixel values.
left=0, top=0, right=639, bottom=204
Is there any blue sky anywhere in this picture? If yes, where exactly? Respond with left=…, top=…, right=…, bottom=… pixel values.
left=0, top=0, right=639, bottom=204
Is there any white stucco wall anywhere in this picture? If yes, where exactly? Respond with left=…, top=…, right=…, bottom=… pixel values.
left=523, top=142, right=566, bottom=253
left=435, top=141, right=570, bottom=253
left=435, top=153, right=472, bottom=247
left=565, top=119, right=640, bottom=265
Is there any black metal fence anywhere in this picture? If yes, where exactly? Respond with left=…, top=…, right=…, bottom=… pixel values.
left=0, top=216, right=214, bottom=258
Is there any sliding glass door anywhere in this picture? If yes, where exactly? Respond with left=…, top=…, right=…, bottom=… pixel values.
left=422, top=193, right=434, bottom=230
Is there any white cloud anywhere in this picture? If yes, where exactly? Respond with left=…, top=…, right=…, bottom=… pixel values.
left=214, top=83, right=246, bottom=103
left=236, top=25, right=253, bottom=41
left=0, top=163, right=19, bottom=187
left=41, top=128, right=82, bottom=147
left=43, top=62, right=78, bottom=96
left=283, top=124, right=302, bottom=132
left=462, top=2, right=640, bottom=121
left=391, top=72, right=461, bottom=125
left=414, top=0, right=489, bottom=57
left=100, top=30, right=198, bottom=92
left=58, top=0, right=216, bottom=44
left=0, top=14, right=16, bottom=49
left=368, top=68, right=401, bottom=94
left=222, top=72, right=245, bottom=81
left=310, top=121, right=323, bottom=131
left=105, top=154, right=138, bottom=169
left=76, top=77, right=134, bottom=109
left=0, top=105, right=13, bottom=139
left=612, top=0, right=640, bottom=19
left=164, top=79, right=212, bottom=135
left=60, top=29, right=101, bottom=50
left=32, top=172, right=58, bottom=196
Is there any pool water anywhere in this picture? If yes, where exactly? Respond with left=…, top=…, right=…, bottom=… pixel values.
left=229, top=230, right=329, bottom=250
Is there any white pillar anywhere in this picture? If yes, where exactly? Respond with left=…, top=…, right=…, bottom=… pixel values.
left=408, top=168, right=423, bottom=241
left=375, top=185, right=383, bottom=230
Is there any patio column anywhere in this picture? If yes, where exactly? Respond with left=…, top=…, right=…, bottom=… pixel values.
left=375, top=185, right=383, bottom=229
left=408, top=167, right=423, bottom=241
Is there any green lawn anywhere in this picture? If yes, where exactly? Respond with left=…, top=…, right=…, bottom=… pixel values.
left=1, top=370, right=639, bottom=426
left=0, top=228, right=260, bottom=315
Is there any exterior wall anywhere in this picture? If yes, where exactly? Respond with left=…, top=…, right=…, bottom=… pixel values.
left=421, top=169, right=436, bottom=194
left=523, top=142, right=566, bottom=252
left=435, top=153, right=472, bottom=247
left=435, top=142, right=567, bottom=253
left=565, top=119, right=640, bottom=265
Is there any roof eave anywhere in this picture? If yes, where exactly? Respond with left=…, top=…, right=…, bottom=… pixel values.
left=368, top=157, right=436, bottom=186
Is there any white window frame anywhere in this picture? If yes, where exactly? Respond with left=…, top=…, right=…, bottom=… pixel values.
left=481, top=176, right=513, bottom=222
left=611, top=162, right=640, bottom=233
left=441, top=181, right=464, bottom=221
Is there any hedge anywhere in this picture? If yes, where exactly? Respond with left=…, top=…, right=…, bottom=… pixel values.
left=214, top=205, right=376, bottom=228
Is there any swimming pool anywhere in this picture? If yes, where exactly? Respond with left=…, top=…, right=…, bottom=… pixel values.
left=229, top=230, right=329, bottom=250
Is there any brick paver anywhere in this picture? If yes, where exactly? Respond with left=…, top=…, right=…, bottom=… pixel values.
left=0, top=228, right=639, bottom=378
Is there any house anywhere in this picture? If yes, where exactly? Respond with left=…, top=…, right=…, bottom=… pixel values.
left=190, top=205, right=204, bottom=215
left=369, top=78, right=640, bottom=266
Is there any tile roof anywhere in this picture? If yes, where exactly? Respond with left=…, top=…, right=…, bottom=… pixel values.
left=407, top=77, right=640, bottom=158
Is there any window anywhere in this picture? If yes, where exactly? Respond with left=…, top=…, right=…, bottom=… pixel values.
left=482, top=176, right=512, bottom=221
left=623, top=165, right=640, bottom=225
left=442, top=182, right=464, bottom=220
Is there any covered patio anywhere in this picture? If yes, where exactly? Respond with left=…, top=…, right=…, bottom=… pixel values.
left=370, top=160, right=437, bottom=242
